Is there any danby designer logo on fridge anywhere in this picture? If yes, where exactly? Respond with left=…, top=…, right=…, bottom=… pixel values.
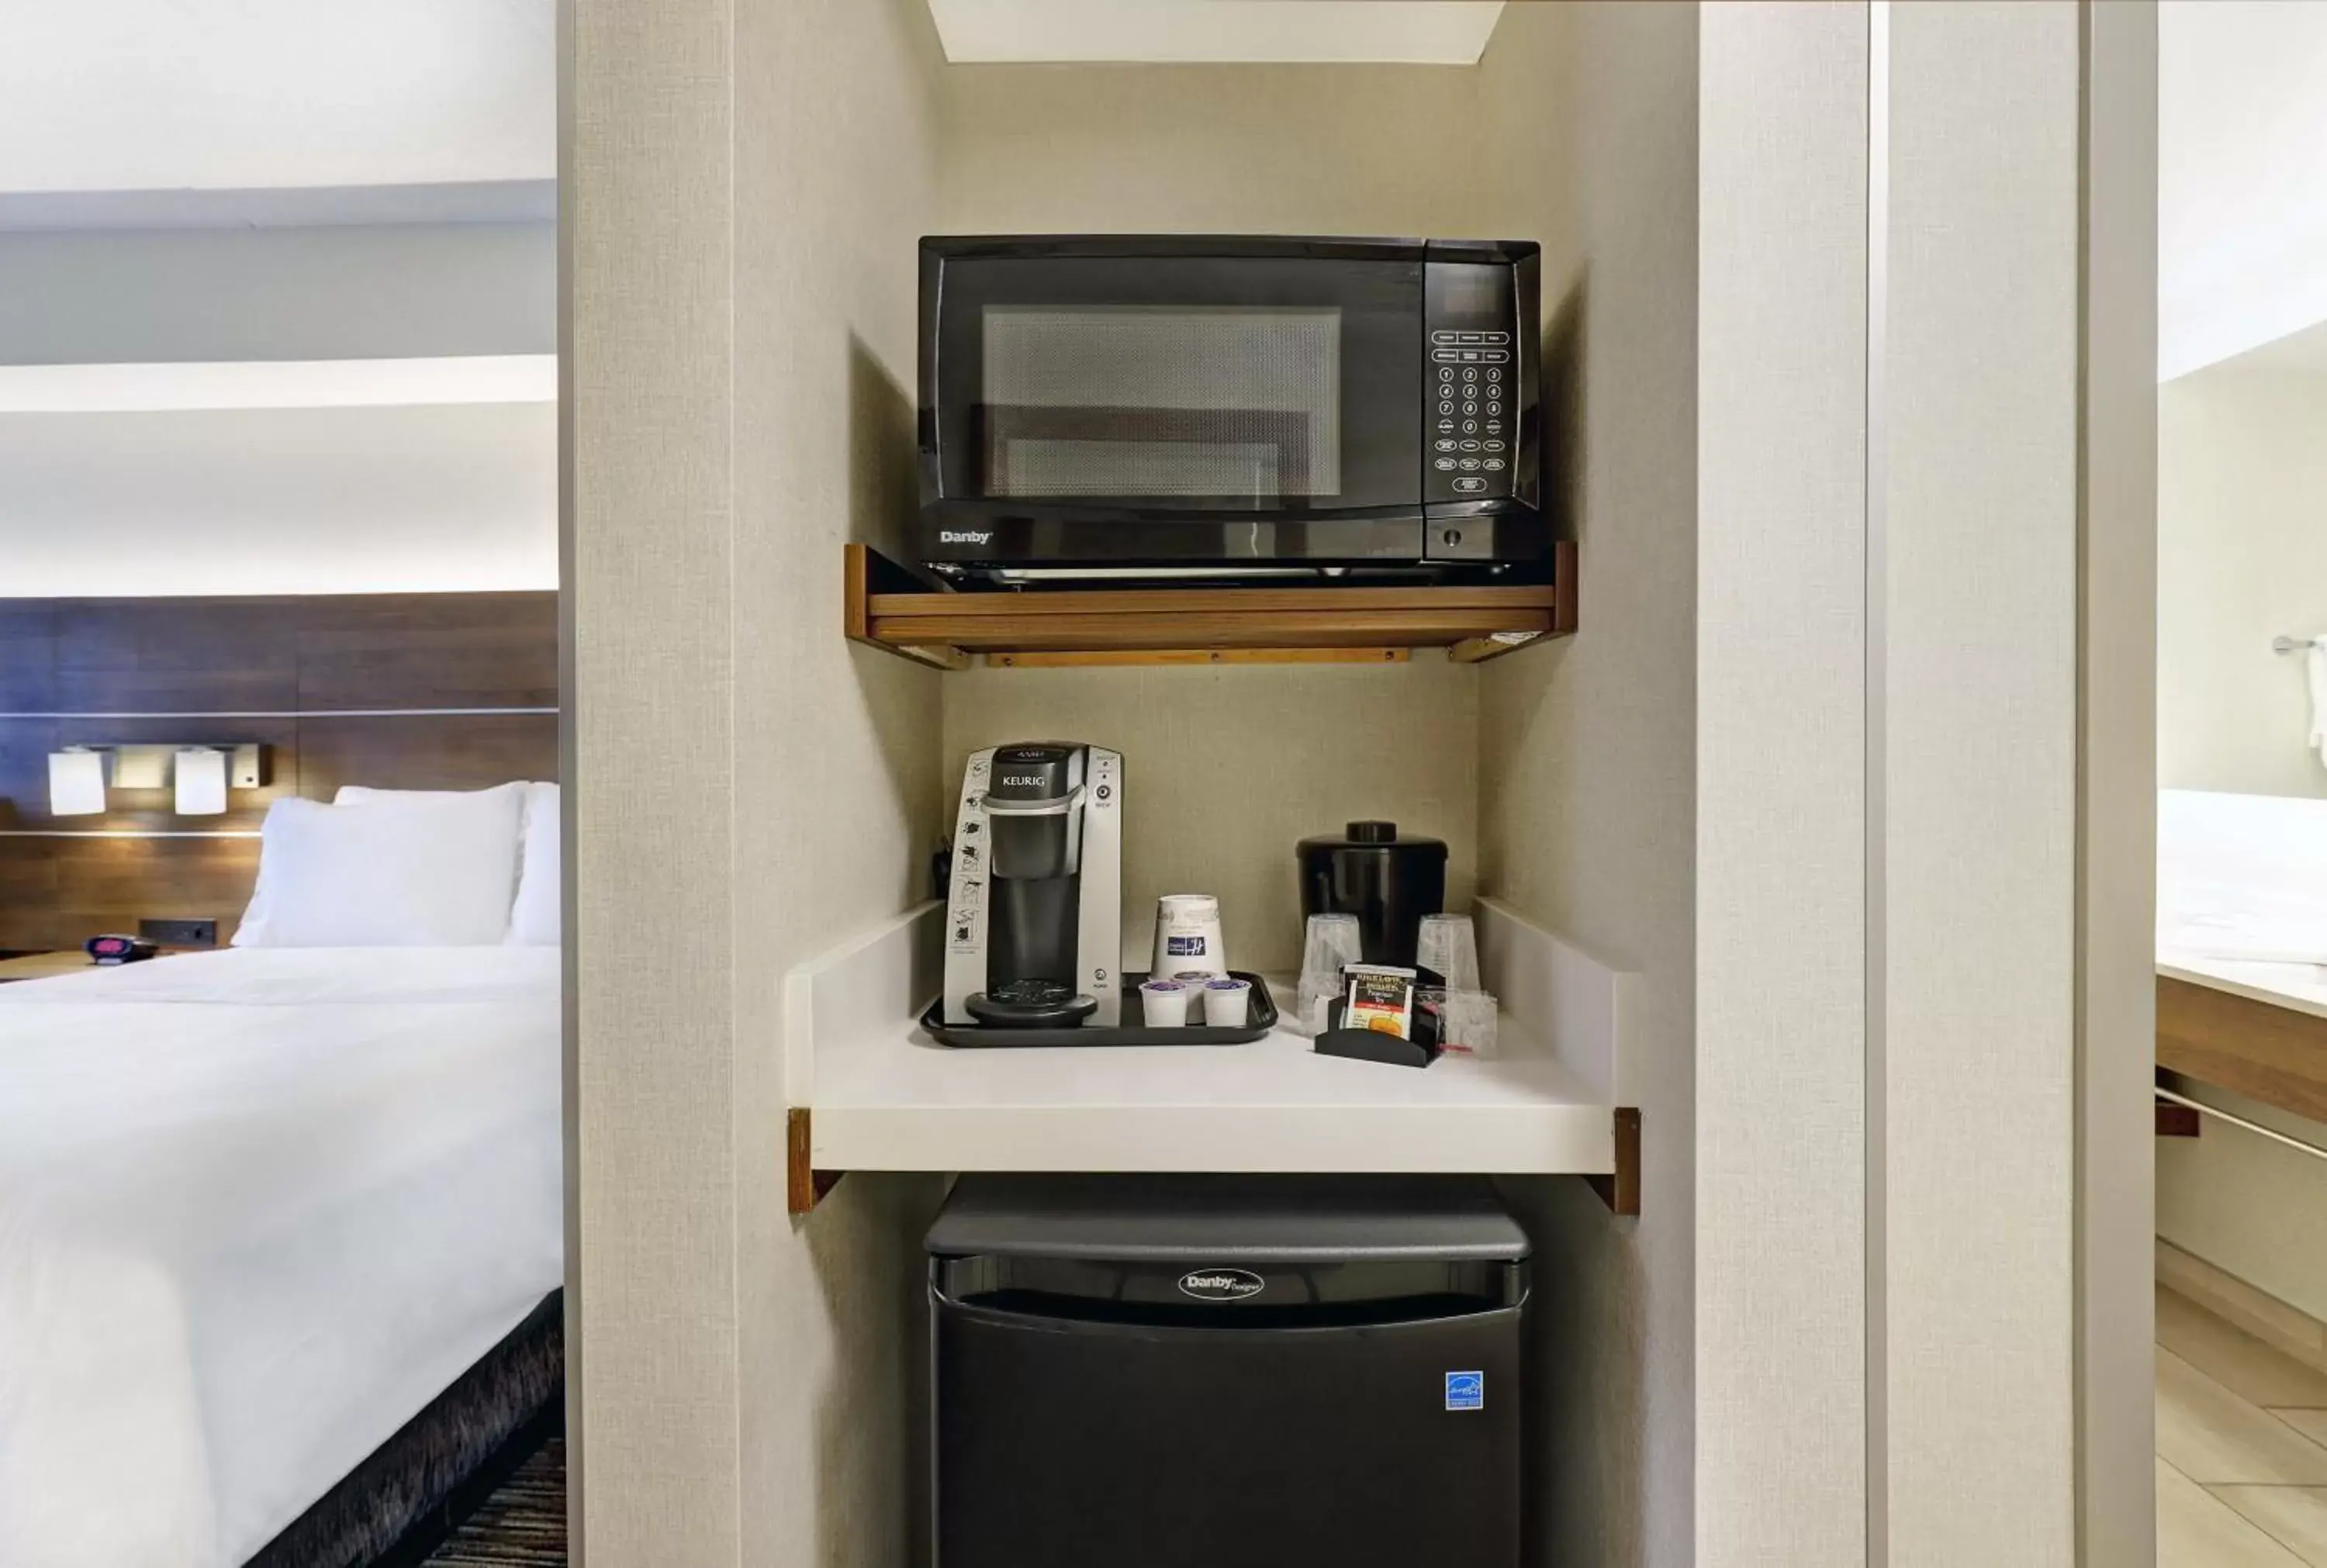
left=1177, top=1268, right=1265, bottom=1302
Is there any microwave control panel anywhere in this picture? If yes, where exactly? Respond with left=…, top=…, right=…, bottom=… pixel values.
left=1423, top=261, right=1520, bottom=507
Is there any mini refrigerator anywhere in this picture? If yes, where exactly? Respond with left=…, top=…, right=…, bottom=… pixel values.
left=927, top=1174, right=1529, bottom=1568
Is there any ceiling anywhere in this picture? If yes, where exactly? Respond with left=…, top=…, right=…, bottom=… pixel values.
left=926, top=0, right=1506, bottom=65
left=2161, top=1, right=2327, bottom=380
left=0, top=0, right=552, bottom=224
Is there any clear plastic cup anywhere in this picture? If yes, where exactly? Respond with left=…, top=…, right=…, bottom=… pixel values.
left=1139, top=979, right=1191, bottom=1027
left=1416, top=913, right=1482, bottom=992
left=1201, top=976, right=1252, bottom=1027
left=1298, top=914, right=1365, bottom=998
left=1440, top=989, right=1499, bottom=1058
left=1297, top=979, right=1339, bottom=1037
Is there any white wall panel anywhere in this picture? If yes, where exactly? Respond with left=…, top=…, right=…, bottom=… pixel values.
left=2158, top=367, right=2327, bottom=799
left=1696, top=8, right=1870, bottom=1565
left=2079, top=10, right=2161, bottom=1561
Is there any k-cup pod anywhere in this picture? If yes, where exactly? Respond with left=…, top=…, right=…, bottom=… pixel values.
left=1152, top=893, right=1228, bottom=981
left=1202, top=976, right=1252, bottom=1027
left=1139, top=978, right=1191, bottom=1027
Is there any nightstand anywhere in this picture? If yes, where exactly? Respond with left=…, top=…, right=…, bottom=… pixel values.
left=0, top=951, right=98, bottom=983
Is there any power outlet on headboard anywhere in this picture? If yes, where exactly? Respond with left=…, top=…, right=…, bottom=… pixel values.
left=140, top=917, right=218, bottom=948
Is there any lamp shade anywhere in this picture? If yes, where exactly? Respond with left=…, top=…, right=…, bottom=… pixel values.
left=48, top=749, right=106, bottom=816
left=174, top=747, right=228, bottom=816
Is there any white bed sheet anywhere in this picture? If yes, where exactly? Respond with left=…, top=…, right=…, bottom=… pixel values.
left=0, top=947, right=562, bottom=1568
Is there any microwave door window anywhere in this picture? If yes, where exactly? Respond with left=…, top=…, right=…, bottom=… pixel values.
left=980, top=306, right=1343, bottom=501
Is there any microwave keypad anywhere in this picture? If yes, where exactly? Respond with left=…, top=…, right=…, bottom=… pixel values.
left=1425, top=326, right=1514, bottom=503
left=1425, top=259, right=1519, bottom=512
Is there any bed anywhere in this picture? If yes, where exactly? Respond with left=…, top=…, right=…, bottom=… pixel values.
left=2158, top=789, right=2327, bottom=1122
left=0, top=783, right=564, bottom=1568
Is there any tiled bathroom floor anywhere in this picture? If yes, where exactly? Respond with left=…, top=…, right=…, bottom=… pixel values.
left=2158, top=1284, right=2327, bottom=1566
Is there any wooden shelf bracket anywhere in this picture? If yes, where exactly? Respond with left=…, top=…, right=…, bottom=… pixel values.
left=1585, top=1107, right=1642, bottom=1216
left=787, top=1107, right=844, bottom=1215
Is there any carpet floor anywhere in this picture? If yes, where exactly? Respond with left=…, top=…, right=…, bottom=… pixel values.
left=423, top=1439, right=566, bottom=1566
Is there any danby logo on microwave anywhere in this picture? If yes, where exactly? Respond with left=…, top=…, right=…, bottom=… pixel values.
left=1177, top=1268, right=1265, bottom=1302
left=939, top=530, right=993, bottom=544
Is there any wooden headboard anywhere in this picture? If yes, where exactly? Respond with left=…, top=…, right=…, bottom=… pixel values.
left=0, top=592, right=558, bottom=952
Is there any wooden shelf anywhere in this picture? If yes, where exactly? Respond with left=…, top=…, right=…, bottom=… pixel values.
left=843, top=541, right=1576, bottom=668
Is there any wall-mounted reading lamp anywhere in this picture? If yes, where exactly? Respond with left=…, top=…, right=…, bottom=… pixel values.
left=45, top=744, right=267, bottom=818
left=47, top=748, right=107, bottom=816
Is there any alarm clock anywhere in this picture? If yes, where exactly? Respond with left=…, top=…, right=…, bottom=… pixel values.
left=86, top=934, right=159, bottom=965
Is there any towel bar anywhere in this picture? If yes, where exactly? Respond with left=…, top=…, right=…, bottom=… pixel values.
left=2156, top=1086, right=2327, bottom=1164
left=2272, top=635, right=2323, bottom=654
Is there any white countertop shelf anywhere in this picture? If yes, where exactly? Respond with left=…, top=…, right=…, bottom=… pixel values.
left=811, top=997, right=1612, bottom=1176
left=785, top=897, right=1639, bottom=1200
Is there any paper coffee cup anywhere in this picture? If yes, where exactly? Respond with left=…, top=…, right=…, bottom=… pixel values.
left=1151, top=893, right=1227, bottom=982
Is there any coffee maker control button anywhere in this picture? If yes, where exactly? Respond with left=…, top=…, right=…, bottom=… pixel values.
left=1095, top=784, right=1112, bottom=801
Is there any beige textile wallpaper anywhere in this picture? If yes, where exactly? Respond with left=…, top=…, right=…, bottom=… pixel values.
left=567, top=0, right=744, bottom=1559
left=732, top=2, right=950, bottom=1566
left=1471, top=8, right=1699, bottom=1568
left=1693, top=7, right=1872, bottom=1565
left=569, top=0, right=949, bottom=1564
left=1883, top=5, right=2080, bottom=1560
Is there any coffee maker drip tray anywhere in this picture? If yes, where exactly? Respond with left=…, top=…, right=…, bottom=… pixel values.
left=927, top=972, right=1278, bottom=1049
left=963, top=981, right=1099, bottom=1030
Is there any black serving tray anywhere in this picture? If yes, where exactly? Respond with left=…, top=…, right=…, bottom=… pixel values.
left=922, top=972, right=1277, bottom=1048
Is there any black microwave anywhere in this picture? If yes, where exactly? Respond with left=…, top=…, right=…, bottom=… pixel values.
left=915, top=235, right=1545, bottom=585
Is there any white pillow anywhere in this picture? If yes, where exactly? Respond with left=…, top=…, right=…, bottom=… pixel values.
left=234, top=788, right=527, bottom=947
left=508, top=784, right=559, bottom=945
left=334, top=781, right=559, bottom=946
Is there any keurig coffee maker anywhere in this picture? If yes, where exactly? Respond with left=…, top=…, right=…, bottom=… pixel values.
left=942, top=743, right=1122, bottom=1028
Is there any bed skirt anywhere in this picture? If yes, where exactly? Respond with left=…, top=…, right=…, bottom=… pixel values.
left=244, top=1290, right=564, bottom=1568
